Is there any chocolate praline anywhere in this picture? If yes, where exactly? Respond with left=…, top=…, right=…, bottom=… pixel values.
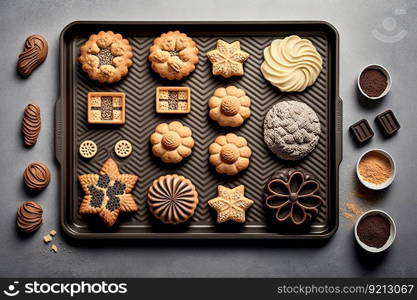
left=23, top=162, right=51, bottom=191
left=17, top=201, right=43, bottom=233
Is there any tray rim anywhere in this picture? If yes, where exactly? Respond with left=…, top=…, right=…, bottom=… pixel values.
left=56, top=20, right=342, bottom=240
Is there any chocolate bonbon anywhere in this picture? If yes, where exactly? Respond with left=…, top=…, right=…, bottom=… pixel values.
left=17, top=34, right=48, bottom=77
left=22, top=104, right=41, bottom=146
left=23, top=162, right=51, bottom=191
left=16, top=201, right=43, bottom=232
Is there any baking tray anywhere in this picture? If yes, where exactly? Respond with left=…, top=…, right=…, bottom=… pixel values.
left=56, top=21, right=342, bottom=239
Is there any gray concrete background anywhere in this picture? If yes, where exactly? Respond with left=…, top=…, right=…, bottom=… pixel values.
left=0, top=0, right=416, bottom=277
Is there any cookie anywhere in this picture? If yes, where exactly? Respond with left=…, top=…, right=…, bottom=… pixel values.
left=79, top=31, right=133, bottom=83
left=156, top=86, right=191, bottom=114
left=114, top=140, right=132, bottom=158
left=22, top=104, right=41, bottom=146
left=264, top=100, right=321, bottom=160
left=264, top=168, right=324, bottom=226
left=148, top=174, right=199, bottom=224
left=261, top=35, right=322, bottom=92
left=78, top=159, right=138, bottom=227
left=17, top=34, right=48, bottom=77
left=79, top=140, right=97, bottom=158
left=150, top=121, right=194, bottom=164
left=87, top=92, right=125, bottom=124
left=17, top=201, right=43, bottom=232
left=208, top=86, right=251, bottom=127
left=208, top=185, right=253, bottom=223
left=149, top=31, right=199, bottom=80
left=206, top=40, right=250, bottom=78
left=23, top=162, right=51, bottom=191
left=209, top=133, right=252, bottom=175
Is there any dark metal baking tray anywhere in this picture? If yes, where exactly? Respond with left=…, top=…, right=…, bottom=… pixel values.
left=56, top=21, right=342, bottom=239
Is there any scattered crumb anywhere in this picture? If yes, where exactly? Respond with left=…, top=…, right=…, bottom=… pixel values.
left=346, top=201, right=365, bottom=215
left=343, top=212, right=355, bottom=220
left=51, top=244, right=58, bottom=253
left=49, top=229, right=57, bottom=236
left=43, top=234, right=52, bottom=243
left=341, top=199, right=368, bottom=222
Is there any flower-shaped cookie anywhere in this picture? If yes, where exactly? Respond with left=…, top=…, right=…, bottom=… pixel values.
left=264, top=168, right=324, bottom=226
left=148, top=31, right=199, bottom=80
left=209, top=133, right=252, bottom=175
left=79, top=31, right=133, bottom=83
left=208, top=86, right=251, bottom=127
left=150, top=121, right=194, bottom=164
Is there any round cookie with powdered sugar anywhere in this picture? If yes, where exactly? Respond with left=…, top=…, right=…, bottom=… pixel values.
left=264, top=100, right=321, bottom=161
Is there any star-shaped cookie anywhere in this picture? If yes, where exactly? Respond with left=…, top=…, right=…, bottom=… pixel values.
left=78, top=158, right=138, bottom=226
left=208, top=185, right=254, bottom=223
left=206, top=40, right=250, bottom=78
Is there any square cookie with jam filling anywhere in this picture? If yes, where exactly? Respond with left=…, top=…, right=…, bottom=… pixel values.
left=87, top=92, right=125, bottom=124
left=155, top=87, right=191, bottom=114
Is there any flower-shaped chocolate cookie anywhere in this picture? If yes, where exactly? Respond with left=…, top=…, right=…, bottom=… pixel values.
left=150, top=121, right=194, bottom=164
left=79, top=31, right=133, bottom=83
left=264, top=168, right=324, bottom=226
left=209, top=133, right=252, bottom=175
left=208, top=86, right=251, bottom=127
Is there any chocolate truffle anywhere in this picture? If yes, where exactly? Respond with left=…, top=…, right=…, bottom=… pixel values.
left=23, top=162, right=51, bottom=191
left=17, top=201, right=43, bottom=232
left=147, top=174, right=199, bottom=224
left=264, top=168, right=324, bottom=226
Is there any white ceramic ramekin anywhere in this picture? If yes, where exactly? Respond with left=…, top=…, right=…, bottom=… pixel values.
left=357, top=64, right=392, bottom=100
left=356, top=148, right=396, bottom=190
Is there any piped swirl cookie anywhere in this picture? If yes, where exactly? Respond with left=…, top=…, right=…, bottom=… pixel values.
left=149, top=31, right=199, bottom=80
left=17, top=34, right=48, bottom=77
left=261, top=35, right=322, bottom=92
left=148, top=174, right=198, bottom=224
left=79, top=31, right=133, bottom=83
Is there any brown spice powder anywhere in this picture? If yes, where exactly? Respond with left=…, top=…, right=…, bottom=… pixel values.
left=359, top=152, right=392, bottom=184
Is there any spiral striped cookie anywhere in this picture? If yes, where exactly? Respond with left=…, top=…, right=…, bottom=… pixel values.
left=261, top=35, right=322, bottom=92
left=147, top=174, right=198, bottom=224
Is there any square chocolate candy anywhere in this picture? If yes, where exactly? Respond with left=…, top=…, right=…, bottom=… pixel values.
left=375, top=110, right=400, bottom=136
left=349, top=119, right=374, bottom=143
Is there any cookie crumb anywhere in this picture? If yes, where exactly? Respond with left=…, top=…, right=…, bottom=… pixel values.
left=49, top=229, right=57, bottom=236
left=51, top=244, right=58, bottom=253
left=43, top=234, right=52, bottom=243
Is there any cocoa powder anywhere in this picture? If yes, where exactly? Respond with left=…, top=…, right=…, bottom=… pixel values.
left=359, top=68, right=387, bottom=97
left=357, top=214, right=390, bottom=248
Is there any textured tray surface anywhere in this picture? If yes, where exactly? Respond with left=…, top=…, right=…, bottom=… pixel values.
left=59, top=22, right=339, bottom=238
